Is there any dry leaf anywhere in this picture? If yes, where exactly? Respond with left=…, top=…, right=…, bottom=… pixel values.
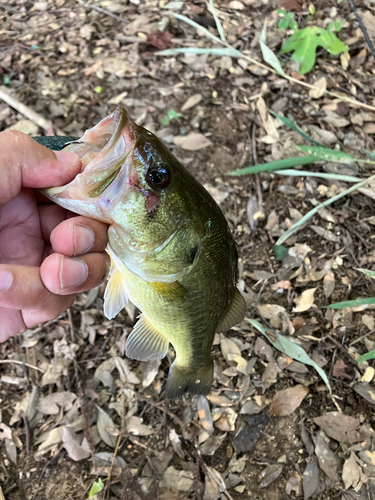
left=197, top=396, right=214, bottom=433
left=313, top=430, right=338, bottom=481
left=96, top=406, right=118, bottom=447
left=323, top=272, right=335, bottom=298
left=303, top=457, right=320, bottom=500
left=342, top=452, right=365, bottom=490
left=257, top=96, right=279, bottom=143
left=181, top=93, right=202, bottom=111
left=173, top=132, right=212, bottom=150
left=292, top=288, right=317, bottom=312
left=309, top=77, right=327, bottom=99
left=313, top=412, right=359, bottom=443
left=268, top=385, right=309, bottom=416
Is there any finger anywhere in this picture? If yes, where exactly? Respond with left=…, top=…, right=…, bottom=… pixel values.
left=49, top=217, right=109, bottom=256
left=0, top=265, right=75, bottom=324
left=38, top=204, right=68, bottom=244
left=0, top=130, right=82, bottom=205
left=40, top=252, right=109, bottom=295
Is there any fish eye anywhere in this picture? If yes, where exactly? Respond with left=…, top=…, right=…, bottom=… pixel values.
left=146, top=164, right=171, bottom=190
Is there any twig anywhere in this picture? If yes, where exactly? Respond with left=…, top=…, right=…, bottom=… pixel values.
left=102, top=431, right=123, bottom=500
left=77, top=0, right=129, bottom=24
left=0, top=86, right=60, bottom=135
left=68, top=308, right=75, bottom=343
left=349, top=328, right=375, bottom=346
left=347, top=0, right=375, bottom=60
left=0, top=359, right=44, bottom=373
left=22, top=414, right=32, bottom=454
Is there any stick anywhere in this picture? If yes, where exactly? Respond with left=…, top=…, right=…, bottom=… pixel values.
left=0, top=86, right=57, bottom=135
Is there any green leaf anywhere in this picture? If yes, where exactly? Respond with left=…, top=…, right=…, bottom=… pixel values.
left=248, top=319, right=332, bottom=394
left=327, top=297, right=375, bottom=309
left=227, top=155, right=319, bottom=175
left=296, top=145, right=355, bottom=163
left=357, top=350, right=375, bottom=363
left=260, top=23, right=285, bottom=76
left=271, top=111, right=323, bottom=146
left=355, top=268, right=375, bottom=279
left=328, top=20, right=341, bottom=32
left=278, top=17, right=289, bottom=30
left=89, top=479, right=104, bottom=498
left=209, top=0, right=226, bottom=42
left=290, top=20, right=298, bottom=31
left=275, top=169, right=362, bottom=183
left=162, top=109, right=182, bottom=125
left=365, top=150, right=375, bottom=160
left=281, top=26, right=348, bottom=74
left=277, top=8, right=286, bottom=16
left=273, top=245, right=288, bottom=261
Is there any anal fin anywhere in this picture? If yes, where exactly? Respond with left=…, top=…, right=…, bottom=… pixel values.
left=216, top=288, right=247, bottom=333
left=126, top=315, right=169, bottom=362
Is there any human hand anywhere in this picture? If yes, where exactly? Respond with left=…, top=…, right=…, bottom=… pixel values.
left=0, top=131, right=110, bottom=341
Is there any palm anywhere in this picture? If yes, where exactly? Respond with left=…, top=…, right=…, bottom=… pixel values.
left=0, top=188, right=46, bottom=267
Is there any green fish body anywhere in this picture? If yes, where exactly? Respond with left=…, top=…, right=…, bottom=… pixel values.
left=41, top=107, right=246, bottom=399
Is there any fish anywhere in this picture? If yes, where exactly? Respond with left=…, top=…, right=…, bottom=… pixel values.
left=41, top=107, right=247, bottom=399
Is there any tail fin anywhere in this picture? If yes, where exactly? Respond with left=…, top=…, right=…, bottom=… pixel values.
left=165, top=360, right=214, bottom=400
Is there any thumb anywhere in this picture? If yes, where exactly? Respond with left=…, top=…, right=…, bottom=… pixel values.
left=0, top=130, right=82, bottom=205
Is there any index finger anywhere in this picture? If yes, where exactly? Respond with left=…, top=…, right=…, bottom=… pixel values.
left=0, top=130, right=82, bottom=205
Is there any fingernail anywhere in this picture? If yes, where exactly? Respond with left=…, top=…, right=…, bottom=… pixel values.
left=60, top=258, right=88, bottom=289
left=74, top=225, right=95, bottom=255
left=0, top=270, right=13, bottom=292
left=55, top=150, right=81, bottom=167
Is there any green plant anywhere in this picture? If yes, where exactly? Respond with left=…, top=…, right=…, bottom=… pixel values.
left=280, top=21, right=348, bottom=74
left=162, top=109, right=182, bottom=126
left=277, top=9, right=298, bottom=31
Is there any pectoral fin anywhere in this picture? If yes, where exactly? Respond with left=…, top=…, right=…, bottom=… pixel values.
left=103, top=246, right=129, bottom=319
left=216, top=288, right=247, bottom=333
left=126, top=315, right=169, bottom=362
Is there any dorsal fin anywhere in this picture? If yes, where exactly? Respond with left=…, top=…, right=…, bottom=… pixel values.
left=216, top=288, right=247, bottom=333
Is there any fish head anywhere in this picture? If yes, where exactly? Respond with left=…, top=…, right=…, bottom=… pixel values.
left=42, top=107, right=205, bottom=283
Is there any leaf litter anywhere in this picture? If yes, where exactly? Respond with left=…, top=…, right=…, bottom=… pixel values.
left=2, top=0, right=375, bottom=498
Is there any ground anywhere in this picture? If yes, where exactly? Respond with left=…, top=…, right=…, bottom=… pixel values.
left=1, top=0, right=375, bottom=499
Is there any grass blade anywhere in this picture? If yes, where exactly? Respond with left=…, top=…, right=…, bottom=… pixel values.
left=355, top=268, right=375, bottom=279
left=327, top=297, right=375, bottom=309
left=276, top=173, right=375, bottom=246
left=227, top=155, right=318, bottom=175
left=157, top=47, right=242, bottom=57
left=248, top=319, right=331, bottom=394
left=172, top=12, right=224, bottom=45
left=297, top=145, right=355, bottom=163
left=260, top=23, right=285, bottom=76
left=270, top=111, right=322, bottom=146
left=357, top=350, right=375, bottom=363
left=274, top=169, right=362, bottom=182
left=209, top=0, right=226, bottom=42
left=365, top=150, right=375, bottom=160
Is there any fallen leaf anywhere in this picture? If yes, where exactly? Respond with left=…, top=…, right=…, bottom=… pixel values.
left=313, top=412, right=360, bottom=443
left=7, top=120, right=39, bottom=135
left=268, top=385, right=309, bottom=416
left=160, top=466, right=194, bottom=492
left=96, top=406, right=118, bottom=447
left=173, top=132, right=212, bottom=150
left=332, top=359, right=351, bottom=379
left=257, top=96, right=279, bottom=143
left=303, top=457, right=320, bottom=500
left=228, top=0, right=245, bottom=9
left=181, top=93, right=202, bottom=111
left=126, top=416, right=154, bottom=436
left=147, top=31, right=173, bottom=50
left=309, top=77, right=327, bottom=99
left=197, top=396, right=214, bottom=433
left=260, top=464, right=283, bottom=488
left=293, top=288, right=317, bottom=312
left=323, top=272, right=335, bottom=298
left=313, top=430, right=338, bottom=481
left=232, top=415, right=268, bottom=453
left=342, top=452, right=367, bottom=490
left=62, top=427, right=91, bottom=461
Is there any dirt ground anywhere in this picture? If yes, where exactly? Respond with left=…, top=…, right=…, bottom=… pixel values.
left=1, top=0, right=375, bottom=499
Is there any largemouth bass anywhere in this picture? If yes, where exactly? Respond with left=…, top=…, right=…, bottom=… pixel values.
left=41, top=107, right=246, bottom=399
